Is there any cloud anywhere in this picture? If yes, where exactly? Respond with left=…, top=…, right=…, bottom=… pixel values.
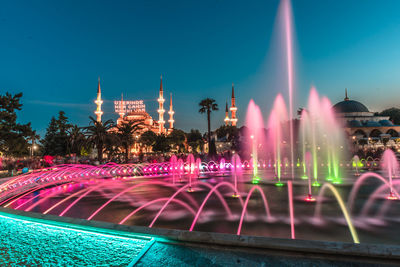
left=27, top=100, right=91, bottom=109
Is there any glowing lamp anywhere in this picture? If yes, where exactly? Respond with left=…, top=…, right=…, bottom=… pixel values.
left=304, top=194, right=316, bottom=202
left=387, top=192, right=399, bottom=200
left=312, top=181, right=321, bottom=187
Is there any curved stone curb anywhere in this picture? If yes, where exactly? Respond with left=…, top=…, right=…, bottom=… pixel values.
left=1, top=207, right=400, bottom=264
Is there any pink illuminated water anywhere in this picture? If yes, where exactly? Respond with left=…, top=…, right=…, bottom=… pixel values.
left=236, top=185, right=272, bottom=235
left=281, top=0, right=295, bottom=180
left=288, top=181, right=295, bottom=239
left=300, top=87, right=345, bottom=183
left=231, top=154, right=243, bottom=196
left=170, top=155, right=177, bottom=184
left=2, top=160, right=400, bottom=244
left=2, top=0, right=400, bottom=245
left=381, top=149, right=399, bottom=193
left=245, top=100, right=265, bottom=178
left=267, top=94, right=288, bottom=183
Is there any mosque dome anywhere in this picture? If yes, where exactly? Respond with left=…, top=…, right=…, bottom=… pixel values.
left=364, top=121, right=381, bottom=127
left=379, top=120, right=394, bottom=126
left=333, top=89, right=369, bottom=113
left=347, top=120, right=363, bottom=127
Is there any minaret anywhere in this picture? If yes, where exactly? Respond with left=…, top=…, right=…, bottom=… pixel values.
left=344, top=88, right=349, bottom=101
left=157, top=75, right=165, bottom=134
left=230, top=83, right=238, bottom=126
left=168, top=93, right=175, bottom=130
left=224, top=102, right=230, bottom=126
left=119, top=93, right=125, bottom=118
left=94, top=77, right=103, bottom=122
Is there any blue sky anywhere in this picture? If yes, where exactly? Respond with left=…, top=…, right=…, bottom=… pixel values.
left=1, top=0, right=400, bottom=136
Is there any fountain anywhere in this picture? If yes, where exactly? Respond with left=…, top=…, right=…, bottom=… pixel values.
left=304, top=151, right=315, bottom=202
left=170, top=155, right=177, bottom=184
left=1, top=150, right=399, bottom=246
left=381, top=149, right=399, bottom=199
left=299, top=88, right=345, bottom=186
left=231, top=154, right=243, bottom=197
left=353, top=155, right=361, bottom=176
left=1, top=0, right=400, bottom=249
left=186, top=154, right=195, bottom=192
left=245, top=100, right=264, bottom=183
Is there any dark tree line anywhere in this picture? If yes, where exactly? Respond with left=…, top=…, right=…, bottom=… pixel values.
left=0, top=92, right=238, bottom=162
left=379, top=108, right=400, bottom=125
left=40, top=112, right=207, bottom=163
left=0, top=93, right=36, bottom=157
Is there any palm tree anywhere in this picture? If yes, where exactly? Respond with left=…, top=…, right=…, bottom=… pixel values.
left=199, top=98, right=218, bottom=153
left=117, top=121, right=143, bottom=163
left=67, top=125, right=86, bottom=157
left=83, top=116, right=114, bottom=163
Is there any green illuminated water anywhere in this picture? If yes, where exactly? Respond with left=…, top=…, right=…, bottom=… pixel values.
left=0, top=212, right=151, bottom=266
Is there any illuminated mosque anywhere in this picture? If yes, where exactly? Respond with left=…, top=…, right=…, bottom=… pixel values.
left=94, top=76, right=175, bottom=155
left=94, top=77, right=239, bottom=155
left=333, top=89, right=400, bottom=146
left=95, top=76, right=174, bottom=136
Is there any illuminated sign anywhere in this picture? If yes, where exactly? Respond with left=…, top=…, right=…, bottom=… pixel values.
left=114, top=100, right=146, bottom=114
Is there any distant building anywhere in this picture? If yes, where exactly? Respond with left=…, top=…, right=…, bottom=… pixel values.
left=113, top=76, right=174, bottom=135
left=94, top=78, right=103, bottom=122
left=333, top=89, right=400, bottom=147
left=230, top=83, right=238, bottom=127
left=222, top=83, right=238, bottom=127
left=224, top=102, right=230, bottom=126
left=94, top=76, right=176, bottom=155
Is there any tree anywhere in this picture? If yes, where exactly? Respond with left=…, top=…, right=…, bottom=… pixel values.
left=67, top=125, right=86, bottom=156
left=56, top=111, right=72, bottom=155
left=379, top=108, right=400, bottom=125
left=117, top=121, right=142, bottom=163
left=42, top=117, right=58, bottom=155
left=41, top=111, right=72, bottom=156
left=0, top=92, right=35, bottom=156
left=209, top=138, right=217, bottom=156
left=84, top=116, right=114, bottom=162
left=168, top=129, right=186, bottom=152
left=187, top=129, right=204, bottom=153
left=139, top=130, right=158, bottom=147
left=198, top=98, right=218, bottom=155
left=215, top=125, right=240, bottom=151
left=152, top=134, right=170, bottom=153
left=215, top=125, right=239, bottom=141
left=104, top=132, right=120, bottom=161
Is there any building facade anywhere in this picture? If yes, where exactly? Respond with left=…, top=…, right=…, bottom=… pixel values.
left=333, top=90, right=400, bottom=148
left=112, top=76, right=175, bottom=135
left=94, top=76, right=176, bottom=156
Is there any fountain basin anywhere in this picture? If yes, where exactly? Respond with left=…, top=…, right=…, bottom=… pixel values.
left=1, top=207, right=400, bottom=266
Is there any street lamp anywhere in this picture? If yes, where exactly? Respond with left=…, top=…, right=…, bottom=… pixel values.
left=30, top=144, right=37, bottom=157
left=352, top=136, right=357, bottom=152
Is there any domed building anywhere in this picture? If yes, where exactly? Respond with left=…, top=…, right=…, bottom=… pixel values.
left=333, top=90, right=400, bottom=144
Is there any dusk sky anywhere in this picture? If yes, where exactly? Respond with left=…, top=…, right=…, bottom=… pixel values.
left=1, top=0, right=400, bottom=136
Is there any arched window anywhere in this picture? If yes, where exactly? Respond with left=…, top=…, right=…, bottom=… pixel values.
left=353, top=129, right=367, bottom=138
left=370, top=129, right=382, bottom=138
left=386, top=129, right=399, bottom=137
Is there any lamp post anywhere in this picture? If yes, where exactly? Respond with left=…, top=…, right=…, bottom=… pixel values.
left=30, top=136, right=37, bottom=158
left=352, top=135, right=357, bottom=153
